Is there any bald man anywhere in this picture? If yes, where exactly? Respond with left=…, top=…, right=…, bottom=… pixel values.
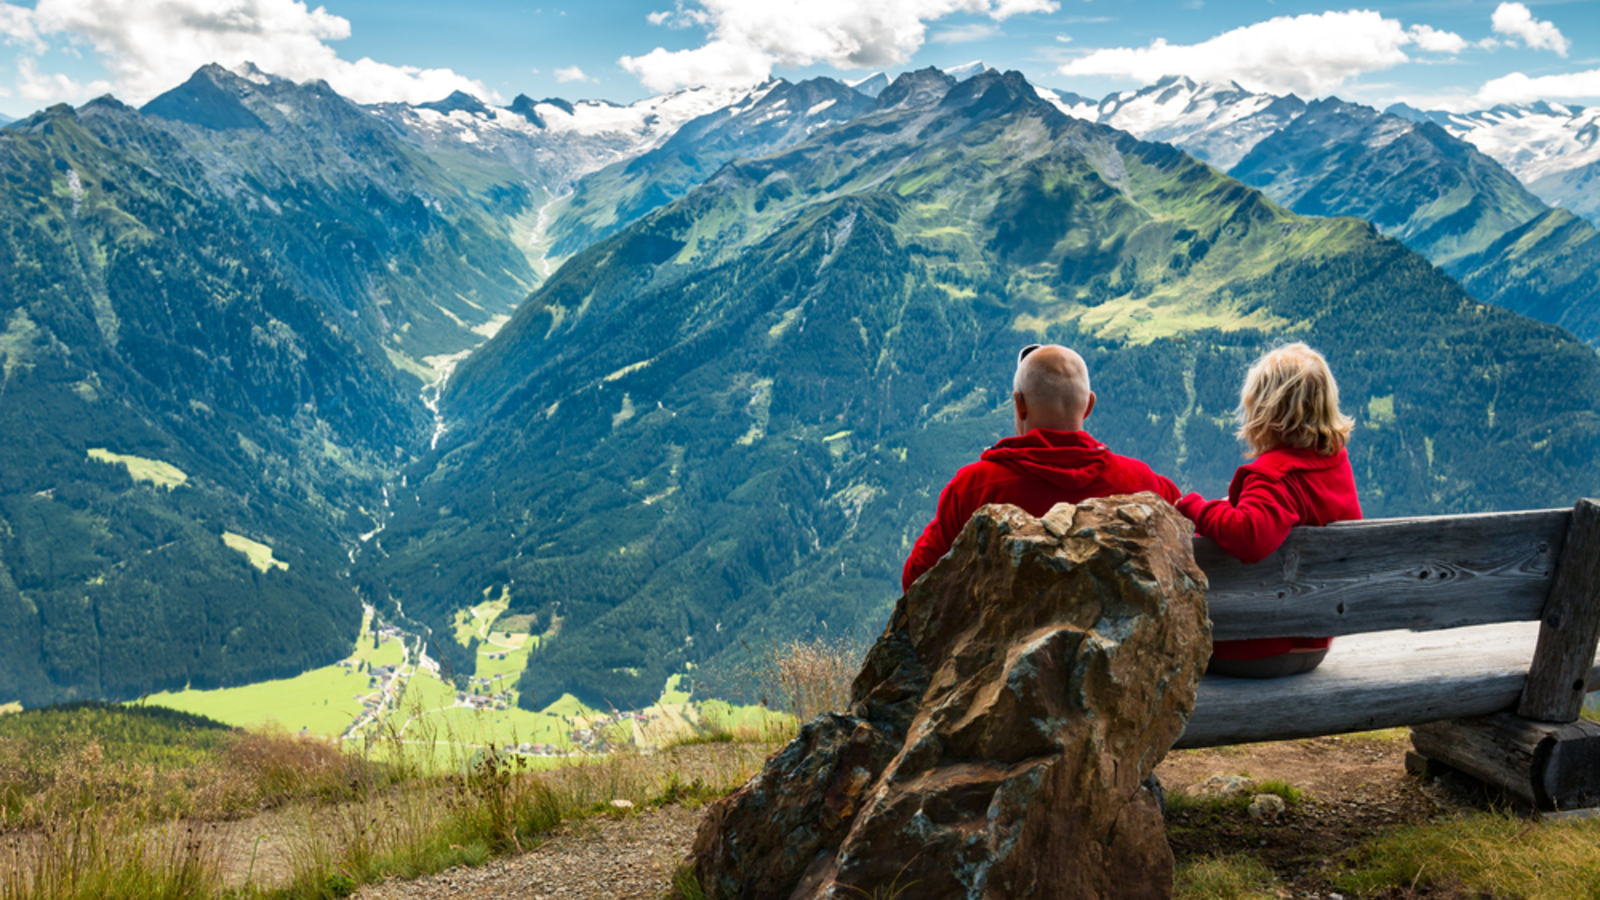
left=902, top=344, right=1181, bottom=591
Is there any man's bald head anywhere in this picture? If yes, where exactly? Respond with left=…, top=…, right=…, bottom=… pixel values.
left=1012, top=344, right=1095, bottom=435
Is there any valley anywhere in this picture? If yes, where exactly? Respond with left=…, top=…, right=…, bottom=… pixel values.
left=142, top=598, right=781, bottom=756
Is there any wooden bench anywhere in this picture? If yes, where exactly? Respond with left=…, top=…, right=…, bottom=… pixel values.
left=1179, top=499, right=1600, bottom=811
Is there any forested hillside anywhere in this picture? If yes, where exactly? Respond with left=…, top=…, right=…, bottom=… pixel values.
left=363, top=69, right=1600, bottom=712
left=0, top=99, right=429, bottom=705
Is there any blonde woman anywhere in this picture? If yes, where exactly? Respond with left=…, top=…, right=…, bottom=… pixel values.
left=1176, top=343, right=1362, bottom=678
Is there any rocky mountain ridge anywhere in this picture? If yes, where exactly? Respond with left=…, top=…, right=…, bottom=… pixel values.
left=1387, top=100, right=1600, bottom=226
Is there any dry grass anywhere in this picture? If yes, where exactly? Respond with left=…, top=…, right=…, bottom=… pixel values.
left=767, top=635, right=863, bottom=724
left=1174, top=853, right=1280, bottom=900
left=1339, top=810, right=1600, bottom=899
left=1, top=815, right=226, bottom=900
left=0, top=705, right=776, bottom=900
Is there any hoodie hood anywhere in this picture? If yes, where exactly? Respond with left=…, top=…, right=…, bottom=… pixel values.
left=979, top=429, right=1111, bottom=492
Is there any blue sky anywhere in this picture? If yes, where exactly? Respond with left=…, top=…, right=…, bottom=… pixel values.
left=0, top=0, right=1596, bottom=120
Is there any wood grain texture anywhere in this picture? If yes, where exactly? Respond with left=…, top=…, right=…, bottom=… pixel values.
left=1411, top=715, right=1600, bottom=810
left=1178, top=622, right=1600, bottom=749
left=1519, top=499, right=1600, bottom=722
left=1410, top=713, right=1555, bottom=808
left=1199, top=508, right=1570, bottom=641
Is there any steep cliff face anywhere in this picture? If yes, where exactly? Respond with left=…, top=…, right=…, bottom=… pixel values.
left=365, top=69, right=1600, bottom=711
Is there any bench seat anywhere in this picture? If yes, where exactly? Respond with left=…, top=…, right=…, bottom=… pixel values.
left=1179, top=622, right=1600, bottom=749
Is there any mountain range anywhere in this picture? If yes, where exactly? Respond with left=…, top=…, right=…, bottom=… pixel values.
left=1389, top=101, right=1600, bottom=225
left=1029, top=75, right=1600, bottom=345
left=2, top=62, right=1598, bottom=713
left=363, top=68, right=1600, bottom=709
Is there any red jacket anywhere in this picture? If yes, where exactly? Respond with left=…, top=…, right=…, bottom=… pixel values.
left=1176, top=446, right=1362, bottom=660
left=902, top=429, right=1180, bottom=591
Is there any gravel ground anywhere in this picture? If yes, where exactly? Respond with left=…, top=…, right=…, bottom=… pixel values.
left=354, top=804, right=703, bottom=900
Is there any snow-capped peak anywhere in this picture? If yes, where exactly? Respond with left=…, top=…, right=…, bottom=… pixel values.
left=536, top=80, right=771, bottom=144
left=1389, top=101, right=1599, bottom=183
left=232, top=61, right=285, bottom=86
left=1039, top=75, right=1306, bottom=171
left=846, top=72, right=890, bottom=98
left=944, top=61, right=996, bottom=82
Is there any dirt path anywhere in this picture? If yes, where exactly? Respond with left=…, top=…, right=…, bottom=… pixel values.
left=354, top=805, right=702, bottom=900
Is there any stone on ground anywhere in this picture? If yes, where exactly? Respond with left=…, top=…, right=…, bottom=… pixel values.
left=687, top=494, right=1211, bottom=900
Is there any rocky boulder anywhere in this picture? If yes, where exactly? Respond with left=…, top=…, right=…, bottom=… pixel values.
left=687, top=494, right=1212, bottom=900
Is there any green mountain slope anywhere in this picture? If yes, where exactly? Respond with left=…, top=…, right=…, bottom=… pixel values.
left=1451, top=208, right=1600, bottom=342
left=1230, top=98, right=1548, bottom=267
left=541, top=77, right=873, bottom=261
left=1229, top=98, right=1600, bottom=344
left=0, top=98, right=428, bottom=706
left=364, top=70, right=1600, bottom=712
left=138, top=64, right=541, bottom=362
left=1529, top=162, right=1600, bottom=227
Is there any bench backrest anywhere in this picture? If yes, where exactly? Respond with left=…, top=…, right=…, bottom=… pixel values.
left=1198, top=508, right=1570, bottom=641
left=1195, top=498, right=1600, bottom=725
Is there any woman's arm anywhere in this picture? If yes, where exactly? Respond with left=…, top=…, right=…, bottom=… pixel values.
left=1176, top=474, right=1300, bottom=564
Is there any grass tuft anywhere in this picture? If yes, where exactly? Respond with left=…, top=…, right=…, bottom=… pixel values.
left=1339, top=810, right=1600, bottom=900
left=1174, top=853, right=1281, bottom=900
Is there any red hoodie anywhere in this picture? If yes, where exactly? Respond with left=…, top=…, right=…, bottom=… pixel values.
left=1176, top=446, right=1362, bottom=660
left=902, top=429, right=1180, bottom=591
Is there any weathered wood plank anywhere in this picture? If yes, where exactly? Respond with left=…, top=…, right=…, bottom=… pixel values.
left=1199, top=508, right=1570, bottom=641
left=1519, top=499, right=1600, bottom=722
left=1411, top=715, right=1600, bottom=810
left=1410, top=713, right=1556, bottom=808
left=1178, top=622, right=1600, bottom=749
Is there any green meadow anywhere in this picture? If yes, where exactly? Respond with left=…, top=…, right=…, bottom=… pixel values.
left=137, top=601, right=774, bottom=754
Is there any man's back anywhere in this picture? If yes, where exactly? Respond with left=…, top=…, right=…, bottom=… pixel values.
left=902, top=428, right=1179, bottom=590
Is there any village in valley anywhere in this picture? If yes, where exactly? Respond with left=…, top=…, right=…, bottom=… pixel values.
left=140, top=594, right=772, bottom=760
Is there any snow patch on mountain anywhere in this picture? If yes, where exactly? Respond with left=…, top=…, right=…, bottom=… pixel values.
left=536, top=81, right=767, bottom=144
left=1037, top=75, right=1307, bottom=171
left=1387, top=102, right=1600, bottom=184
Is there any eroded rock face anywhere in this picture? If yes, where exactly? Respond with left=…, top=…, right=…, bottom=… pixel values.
left=688, top=494, right=1211, bottom=900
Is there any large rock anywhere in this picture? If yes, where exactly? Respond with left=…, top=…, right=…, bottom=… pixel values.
left=687, top=494, right=1211, bottom=900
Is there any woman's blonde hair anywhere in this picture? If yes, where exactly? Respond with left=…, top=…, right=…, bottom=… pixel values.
left=1236, top=342, right=1355, bottom=457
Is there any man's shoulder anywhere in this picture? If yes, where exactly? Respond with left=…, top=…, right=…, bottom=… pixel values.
left=948, top=457, right=1027, bottom=489
left=1101, top=448, right=1162, bottom=482
left=1099, top=449, right=1179, bottom=500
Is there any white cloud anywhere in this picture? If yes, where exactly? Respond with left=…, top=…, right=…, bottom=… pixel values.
left=620, top=0, right=1059, bottom=92
left=16, top=55, right=111, bottom=102
left=554, top=65, right=592, bottom=83
left=0, top=0, right=497, bottom=106
left=1476, top=67, right=1600, bottom=105
left=1490, top=2, right=1569, bottom=56
left=0, top=4, right=45, bottom=52
left=1408, top=25, right=1467, bottom=54
left=1056, top=10, right=1466, bottom=97
left=932, top=23, right=1000, bottom=44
